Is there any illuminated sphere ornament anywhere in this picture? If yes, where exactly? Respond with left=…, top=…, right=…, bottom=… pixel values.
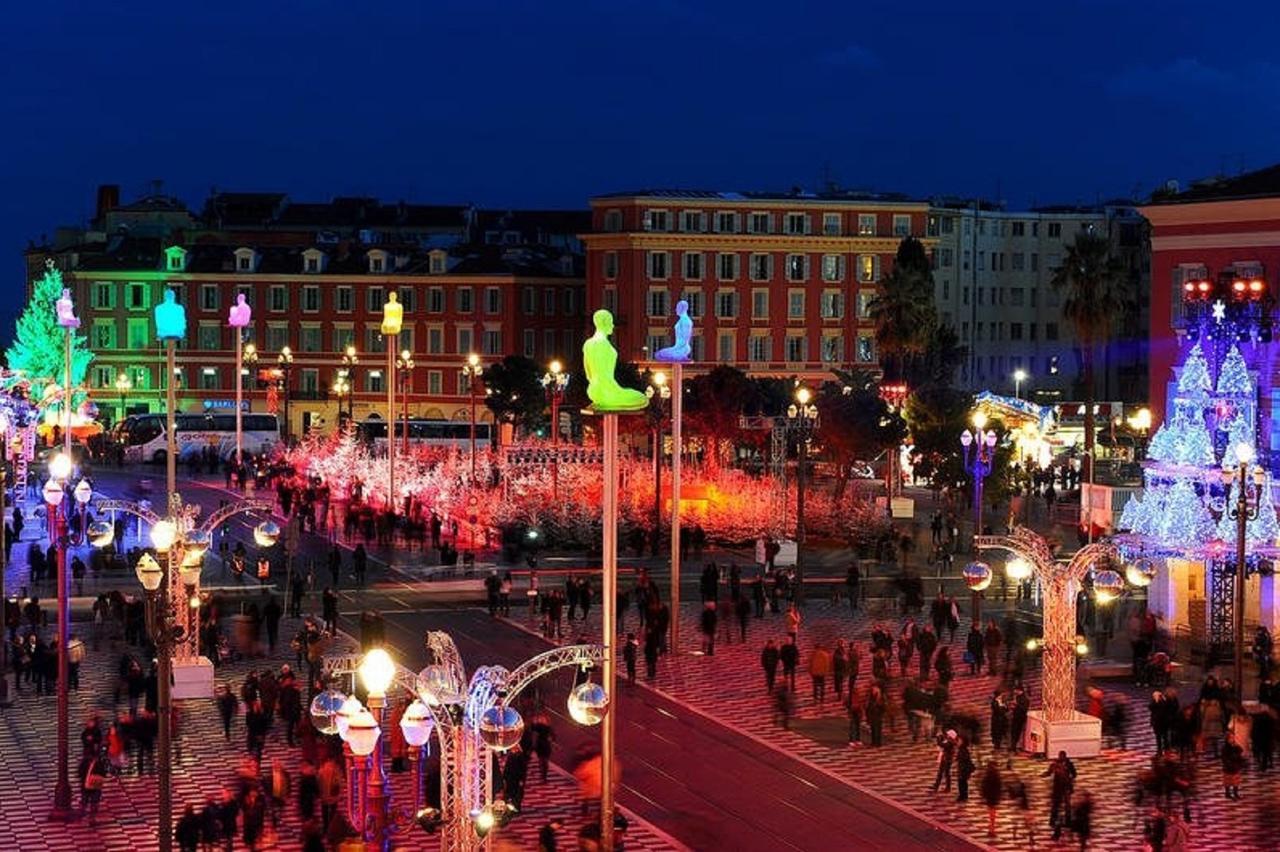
left=42, top=479, right=65, bottom=507
left=1126, top=558, right=1157, bottom=588
left=73, top=479, right=93, bottom=505
left=335, top=694, right=364, bottom=740
left=415, top=664, right=463, bottom=707
left=963, top=561, right=993, bottom=592
left=49, top=452, right=73, bottom=481
left=309, top=688, right=348, bottom=735
left=400, top=699, right=433, bottom=748
left=567, top=681, right=610, bottom=726
left=150, top=519, right=178, bottom=554
left=253, top=520, right=281, bottom=548
left=478, top=705, right=524, bottom=752
left=1093, top=569, right=1125, bottom=604
left=87, top=521, right=114, bottom=548
left=1005, top=557, right=1033, bottom=582
left=345, top=708, right=381, bottom=757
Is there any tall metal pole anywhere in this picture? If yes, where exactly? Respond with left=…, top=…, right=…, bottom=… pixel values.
left=652, top=419, right=661, bottom=558
left=601, top=413, right=618, bottom=850
left=235, top=330, right=243, bottom=467
left=51, top=326, right=73, bottom=816
left=470, top=381, right=478, bottom=483
left=669, top=364, right=683, bottom=654
left=551, top=392, right=560, bottom=503
left=1235, top=460, right=1248, bottom=697
left=795, top=427, right=807, bottom=607
left=156, top=567, right=174, bottom=852
left=166, top=339, right=177, bottom=506
left=387, top=341, right=396, bottom=514
left=365, top=695, right=389, bottom=848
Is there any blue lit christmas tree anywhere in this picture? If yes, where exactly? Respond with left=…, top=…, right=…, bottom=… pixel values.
left=1215, top=345, right=1253, bottom=396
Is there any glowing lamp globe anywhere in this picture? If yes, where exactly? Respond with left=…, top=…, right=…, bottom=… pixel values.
left=478, top=705, right=524, bottom=752
left=87, top=521, right=114, bottom=549
left=344, top=708, right=381, bottom=757
left=567, top=681, right=610, bottom=726
left=1005, top=557, right=1033, bottom=582
left=1126, top=558, right=1157, bottom=588
left=415, top=664, right=463, bottom=707
left=360, top=648, right=396, bottom=697
left=184, top=529, right=211, bottom=559
left=253, top=520, right=281, bottom=548
left=399, top=699, right=433, bottom=748
left=1093, top=569, right=1125, bottom=604
left=42, top=479, right=65, bottom=507
left=73, top=479, right=93, bottom=505
left=49, top=452, right=73, bottom=481
left=150, top=519, right=178, bottom=554
left=335, top=695, right=365, bottom=740
left=135, top=553, right=164, bottom=592
left=178, top=560, right=202, bottom=588
left=309, top=688, right=348, bottom=735
left=963, top=561, right=993, bottom=592
left=1075, top=639, right=1090, bottom=656
left=472, top=807, right=495, bottom=839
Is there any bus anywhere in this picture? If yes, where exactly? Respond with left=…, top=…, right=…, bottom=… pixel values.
left=113, top=413, right=281, bottom=463
left=356, top=418, right=492, bottom=450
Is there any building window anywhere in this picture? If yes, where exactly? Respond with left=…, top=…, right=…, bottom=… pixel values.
left=940, top=248, right=954, bottom=267
left=127, top=318, right=149, bottom=349
left=420, top=287, right=440, bottom=314
left=484, top=288, right=502, bottom=314
left=93, top=282, right=114, bottom=309
left=718, top=333, right=735, bottom=362
left=1031, top=253, right=1039, bottom=272
left=647, top=288, right=669, bottom=317
left=269, top=286, right=287, bottom=312
left=786, top=254, right=808, bottom=282
left=563, top=288, right=577, bottom=315
left=127, top=283, right=149, bottom=310
left=483, top=330, right=502, bottom=355
left=788, top=290, right=805, bottom=319
left=365, top=327, right=385, bottom=354
left=1046, top=323, right=1059, bottom=341
left=522, top=287, right=536, bottom=316
left=821, top=291, right=844, bottom=319
left=681, top=290, right=704, bottom=318
left=305, top=256, right=319, bottom=273
left=857, top=214, right=876, bottom=236
left=857, top=255, right=879, bottom=283
left=749, top=212, right=771, bottom=234
left=1011, top=288, right=1025, bottom=306
left=643, top=209, right=670, bottom=232
left=93, top=366, right=114, bottom=389
left=366, top=286, right=384, bottom=314
left=523, top=329, right=536, bottom=357
left=198, top=325, right=220, bottom=351
left=300, top=326, right=322, bottom=352
left=237, top=255, right=252, bottom=271
left=715, top=212, right=738, bottom=233
left=785, top=212, right=808, bottom=235
left=821, top=255, right=845, bottom=282
left=457, top=327, right=473, bottom=355
left=397, top=287, right=415, bottom=313
left=941, top=216, right=954, bottom=234
left=857, top=291, right=874, bottom=318
left=427, top=370, right=442, bottom=395
left=752, top=289, right=769, bottom=319
left=892, top=215, right=911, bottom=237
left=92, top=321, right=117, bottom=349
left=821, top=336, right=843, bottom=362
left=646, top=333, right=666, bottom=355
left=857, top=336, right=875, bottom=363
left=1012, top=221, right=1025, bottom=237
left=648, top=251, right=669, bottom=280
left=545, top=330, right=558, bottom=358
left=716, top=290, right=739, bottom=319
left=603, top=287, right=616, bottom=314
left=604, top=251, right=618, bottom=279
left=1047, top=222, right=1062, bottom=238
left=457, top=288, right=473, bottom=313
left=370, top=256, right=384, bottom=273
left=429, top=252, right=447, bottom=274
left=1010, top=323, right=1024, bottom=341
left=332, top=286, right=350, bottom=313
left=680, top=211, right=703, bottom=232
left=749, top=253, right=772, bottom=281
left=748, top=335, right=770, bottom=362
left=786, top=336, right=805, bottom=362
left=300, top=286, right=319, bottom=313
left=822, top=213, right=841, bottom=236
left=717, top=253, right=739, bottom=281
left=267, top=325, right=289, bottom=352
left=366, top=370, right=384, bottom=393
left=682, top=252, right=703, bottom=281
left=428, top=327, right=443, bottom=354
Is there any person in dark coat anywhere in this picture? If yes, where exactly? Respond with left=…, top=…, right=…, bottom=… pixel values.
left=175, top=804, right=201, bottom=852
left=352, top=544, right=367, bottom=588
left=990, top=689, right=1009, bottom=756
left=263, top=595, right=283, bottom=652
left=779, top=636, right=799, bottom=691
left=1222, top=731, right=1246, bottom=799
left=1044, top=750, right=1077, bottom=840
left=966, top=623, right=985, bottom=675
left=980, top=761, right=1003, bottom=838
left=955, top=737, right=976, bottom=802
left=1007, top=686, right=1029, bottom=766
left=277, top=673, right=302, bottom=747
left=916, top=626, right=938, bottom=681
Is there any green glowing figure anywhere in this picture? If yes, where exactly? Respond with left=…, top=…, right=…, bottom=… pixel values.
left=583, top=309, right=649, bottom=412
left=154, top=289, right=186, bottom=341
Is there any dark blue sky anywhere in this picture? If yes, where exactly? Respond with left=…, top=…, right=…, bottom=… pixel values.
left=2, top=0, right=1277, bottom=316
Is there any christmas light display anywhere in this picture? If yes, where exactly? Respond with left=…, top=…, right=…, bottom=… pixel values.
left=1176, top=342, right=1212, bottom=398
left=5, top=263, right=93, bottom=401
left=1215, top=345, right=1253, bottom=396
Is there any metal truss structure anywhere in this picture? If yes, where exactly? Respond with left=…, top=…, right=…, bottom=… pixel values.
left=976, top=527, right=1118, bottom=721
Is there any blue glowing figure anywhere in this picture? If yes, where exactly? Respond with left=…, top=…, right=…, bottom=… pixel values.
left=154, top=289, right=187, bottom=341
left=654, top=299, right=693, bottom=363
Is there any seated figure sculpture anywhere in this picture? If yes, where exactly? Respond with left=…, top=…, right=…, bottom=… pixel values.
left=654, top=299, right=693, bottom=363
left=381, top=291, right=403, bottom=336
left=154, top=289, right=186, bottom=340
left=228, top=293, right=252, bottom=328
left=583, top=309, right=649, bottom=412
left=56, top=289, right=79, bottom=329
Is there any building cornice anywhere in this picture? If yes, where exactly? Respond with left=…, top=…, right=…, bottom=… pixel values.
left=590, top=196, right=928, bottom=212
left=1140, top=197, right=1280, bottom=227
left=66, top=271, right=583, bottom=286
left=578, top=233, right=934, bottom=251
left=1150, top=231, right=1280, bottom=252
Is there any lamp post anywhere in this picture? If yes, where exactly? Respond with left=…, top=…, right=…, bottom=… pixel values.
left=541, top=359, right=570, bottom=502
left=1013, top=368, right=1028, bottom=401
left=332, top=375, right=351, bottom=428
left=396, top=349, right=415, bottom=455
left=244, top=342, right=259, bottom=409
left=277, top=346, right=294, bottom=446
left=115, top=372, right=132, bottom=425
left=646, top=371, right=670, bottom=558
left=786, top=387, right=818, bottom=606
left=228, top=294, right=252, bottom=466
left=463, top=353, right=484, bottom=483
left=961, top=411, right=998, bottom=542
left=342, top=345, right=360, bottom=422
left=44, top=453, right=92, bottom=818
left=1227, top=442, right=1263, bottom=697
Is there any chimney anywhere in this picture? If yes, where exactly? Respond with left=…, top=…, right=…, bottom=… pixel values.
left=96, top=184, right=120, bottom=223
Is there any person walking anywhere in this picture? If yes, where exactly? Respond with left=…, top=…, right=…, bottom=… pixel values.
left=916, top=626, right=938, bottom=682
left=832, top=640, right=848, bottom=699
left=700, top=602, right=717, bottom=656
left=761, top=639, right=780, bottom=693
left=866, top=684, right=886, bottom=747
left=80, top=750, right=108, bottom=825
left=931, top=729, right=957, bottom=793
left=809, top=643, right=832, bottom=704
left=352, top=543, right=367, bottom=588
left=780, top=636, right=799, bottom=691
left=846, top=685, right=864, bottom=747
left=317, top=757, right=343, bottom=830
left=990, top=689, right=1009, bottom=758
left=217, top=684, right=238, bottom=741
left=321, top=587, right=338, bottom=635
left=327, top=545, right=342, bottom=590
left=1008, top=686, right=1029, bottom=766
left=984, top=619, right=1003, bottom=676
left=966, top=622, right=985, bottom=675
left=263, top=595, right=283, bottom=652
left=1221, top=731, right=1246, bottom=799
left=955, top=736, right=976, bottom=802
left=980, top=760, right=1003, bottom=838
left=623, top=633, right=638, bottom=685
left=1045, top=749, right=1077, bottom=840
left=785, top=603, right=802, bottom=643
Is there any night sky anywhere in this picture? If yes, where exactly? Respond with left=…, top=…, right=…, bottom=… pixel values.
left=1, top=1, right=1275, bottom=330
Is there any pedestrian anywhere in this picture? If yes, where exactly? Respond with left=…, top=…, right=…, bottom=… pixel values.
left=966, top=622, right=984, bottom=675
left=990, top=689, right=1009, bottom=756
left=241, top=786, right=266, bottom=850
left=531, top=708, right=555, bottom=783
left=500, top=571, right=513, bottom=616
left=643, top=631, right=659, bottom=680
left=866, top=684, right=886, bottom=747
left=327, top=545, right=341, bottom=590
left=955, top=736, right=975, bottom=802
left=623, top=633, right=638, bottom=685
left=984, top=619, right=1003, bottom=676
left=761, top=638, right=780, bottom=693
left=980, top=760, right=1002, bottom=837
left=321, top=587, right=338, bottom=635
left=780, top=635, right=799, bottom=691
left=700, top=602, right=717, bottom=656
left=916, top=626, right=938, bottom=681
left=1221, top=731, right=1246, bottom=799
left=1008, top=686, right=1029, bottom=766
left=846, top=685, right=864, bottom=747
left=785, top=603, right=802, bottom=643
left=217, top=684, right=238, bottom=741
left=317, top=757, right=343, bottom=830
left=263, top=595, right=282, bottom=652
left=352, top=543, right=367, bottom=588
left=288, top=571, right=306, bottom=618
left=176, top=803, right=202, bottom=852
left=297, top=760, right=319, bottom=822
left=1072, top=789, right=1094, bottom=851
left=932, top=729, right=957, bottom=792
left=735, top=594, right=750, bottom=643
left=809, top=642, right=832, bottom=704
left=1044, top=749, right=1077, bottom=840
left=278, top=670, right=301, bottom=747
left=846, top=563, right=860, bottom=614
left=832, top=640, right=848, bottom=699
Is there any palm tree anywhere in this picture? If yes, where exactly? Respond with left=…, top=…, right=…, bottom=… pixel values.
left=1050, top=231, right=1127, bottom=478
left=867, top=237, right=937, bottom=381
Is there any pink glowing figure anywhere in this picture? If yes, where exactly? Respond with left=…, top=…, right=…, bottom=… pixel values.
left=228, top=293, right=252, bottom=328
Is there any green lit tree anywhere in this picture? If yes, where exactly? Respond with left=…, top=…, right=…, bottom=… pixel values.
left=6, top=262, right=93, bottom=400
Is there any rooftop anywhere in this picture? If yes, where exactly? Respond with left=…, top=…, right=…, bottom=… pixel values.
left=593, top=187, right=923, bottom=204
left=1149, top=164, right=1280, bottom=205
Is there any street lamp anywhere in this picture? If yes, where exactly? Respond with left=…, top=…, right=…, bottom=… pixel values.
left=244, top=344, right=259, bottom=437
left=540, top=359, right=570, bottom=502
left=1225, top=441, right=1264, bottom=697
left=786, top=387, right=818, bottom=606
left=332, top=375, right=351, bottom=427
left=396, top=349, right=415, bottom=455
left=1013, top=368, right=1028, bottom=401
left=115, top=372, right=132, bottom=424
left=228, top=293, right=252, bottom=466
left=463, top=353, right=484, bottom=482
left=646, top=371, right=671, bottom=557
left=342, top=344, right=360, bottom=423
left=961, top=411, right=999, bottom=541
left=44, top=453, right=93, bottom=819
left=277, top=346, right=294, bottom=445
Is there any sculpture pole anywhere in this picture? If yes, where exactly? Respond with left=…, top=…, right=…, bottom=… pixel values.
left=235, top=330, right=243, bottom=466
left=669, top=363, right=683, bottom=654
left=601, top=412, right=618, bottom=850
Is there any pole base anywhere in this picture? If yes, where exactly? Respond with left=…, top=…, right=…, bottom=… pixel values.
left=50, top=780, right=76, bottom=821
